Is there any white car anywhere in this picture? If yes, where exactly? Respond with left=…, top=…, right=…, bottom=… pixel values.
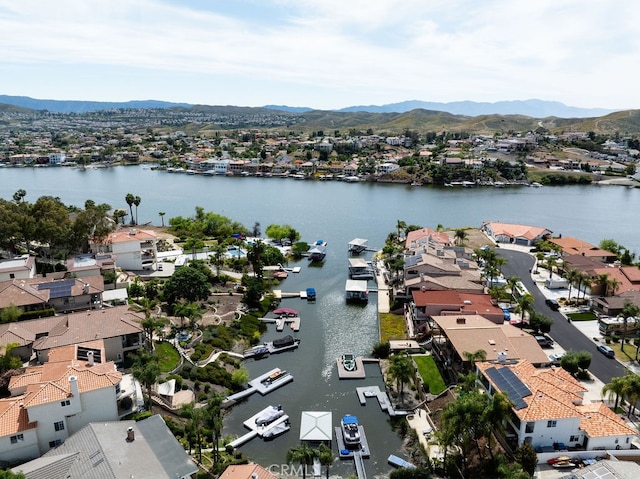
left=548, top=353, right=564, bottom=365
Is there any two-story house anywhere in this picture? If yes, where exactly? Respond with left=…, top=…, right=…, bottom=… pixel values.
left=476, top=359, right=636, bottom=452
left=0, top=344, right=136, bottom=465
left=95, top=228, right=158, bottom=271
left=0, top=255, right=36, bottom=282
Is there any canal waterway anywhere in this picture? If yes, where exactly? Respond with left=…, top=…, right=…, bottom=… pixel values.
left=1, top=165, right=638, bottom=476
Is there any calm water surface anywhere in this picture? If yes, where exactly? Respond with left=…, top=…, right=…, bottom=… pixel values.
left=1, top=166, right=638, bottom=476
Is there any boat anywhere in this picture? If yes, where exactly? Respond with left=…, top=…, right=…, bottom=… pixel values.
left=341, top=354, right=357, bottom=372
left=388, top=454, right=417, bottom=469
left=272, top=335, right=297, bottom=349
left=255, top=405, right=285, bottom=426
left=341, top=415, right=361, bottom=448
left=552, top=461, right=576, bottom=469
left=262, top=420, right=290, bottom=440
left=530, top=182, right=543, bottom=187
left=410, top=181, right=423, bottom=186
left=305, top=287, right=316, bottom=301
left=493, top=181, right=505, bottom=188
left=261, top=369, right=288, bottom=385
left=308, top=240, right=327, bottom=262
left=243, top=345, right=269, bottom=359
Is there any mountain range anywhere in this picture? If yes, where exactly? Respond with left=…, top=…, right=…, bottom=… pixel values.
left=0, top=94, right=615, bottom=118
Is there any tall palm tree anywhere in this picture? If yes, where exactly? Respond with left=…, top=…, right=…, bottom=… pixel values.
left=125, top=193, right=135, bottom=225
left=396, top=219, right=407, bottom=241
left=388, top=354, right=414, bottom=403
left=315, top=443, right=333, bottom=479
left=159, top=211, right=165, bottom=227
left=546, top=256, right=557, bottom=279
left=619, top=302, right=640, bottom=352
left=606, top=277, right=620, bottom=298
left=564, top=269, right=580, bottom=301
left=133, top=195, right=141, bottom=225
left=454, top=229, right=468, bottom=246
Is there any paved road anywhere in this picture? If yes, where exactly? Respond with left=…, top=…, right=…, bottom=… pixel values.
left=497, top=248, right=628, bottom=385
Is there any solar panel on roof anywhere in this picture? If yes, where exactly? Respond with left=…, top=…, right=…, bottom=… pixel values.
left=485, top=366, right=531, bottom=410
left=38, top=279, right=75, bottom=298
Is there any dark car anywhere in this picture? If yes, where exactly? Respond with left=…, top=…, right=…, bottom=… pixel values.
left=545, top=298, right=560, bottom=311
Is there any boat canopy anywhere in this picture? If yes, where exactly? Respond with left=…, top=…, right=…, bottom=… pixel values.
left=342, top=415, right=358, bottom=425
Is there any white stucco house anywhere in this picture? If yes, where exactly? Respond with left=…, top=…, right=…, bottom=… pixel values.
left=0, top=255, right=36, bottom=282
left=94, top=228, right=158, bottom=271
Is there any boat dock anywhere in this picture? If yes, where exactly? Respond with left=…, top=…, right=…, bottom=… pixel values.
left=264, top=335, right=301, bottom=354
left=355, top=386, right=409, bottom=417
left=260, top=316, right=301, bottom=331
left=336, top=356, right=366, bottom=379
left=222, top=368, right=293, bottom=407
left=227, top=405, right=291, bottom=448
left=273, top=289, right=316, bottom=300
left=335, top=426, right=370, bottom=459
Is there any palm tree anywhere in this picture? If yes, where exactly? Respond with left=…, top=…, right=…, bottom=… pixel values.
left=463, top=349, right=488, bottom=365
left=159, top=211, right=165, bottom=227
left=483, top=392, right=513, bottom=458
left=396, top=219, right=407, bottom=241
left=132, top=349, right=160, bottom=410
left=181, top=402, right=203, bottom=459
left=546, top=256, right=557, bottom=279
left=602, top=375, right=628, bottom=410
left=516, top=293, right=535, bottom=324
left=506, top=276, right=520, bottom=306
left=454, top=229, right=468, bottom=246
left=133, top=195, right=141, bottom=225
left=204, top=395, right=224, bottom=464
left=388, top=354, right=414, bottom=403
left=286, top=444, right=315, bottom=479
left=315, top=443, right=334, bottom=479
left=564, top=269, right=580, bottom=302
left=125, top=193, right=135, bottom=225
left=606, top=277, right=620, bottom=298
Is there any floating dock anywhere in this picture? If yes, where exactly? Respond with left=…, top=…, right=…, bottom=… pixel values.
left=355, top=386, right=409, bottom=417
left=222, top=368, right=293, bottom=407
left=335, top=425, right=370, bottom=459
left=336, top=356, right=366, bottom=379
left=260, top=316, right=301, bottom=331
left=227, top=405, right=291, bottom=448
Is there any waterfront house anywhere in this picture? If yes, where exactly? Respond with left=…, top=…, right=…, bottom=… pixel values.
left=549, top=237, right=618, bottom=263
left=482, top=222, right=552, bottom=246
left=94, top=228, right=158, bottom=271
left=66, top=253, right=116, bottom=279
left=405, top=228, right=452, bottom=250
left=220, top=464, right=278, bottom=479
left=12, top=415, right=197, bottom=479
left=0, top=345, right=133, bottom=465
left=408, top=290, right=506, bottom=327
left=475, top=359, right=637, bottom=452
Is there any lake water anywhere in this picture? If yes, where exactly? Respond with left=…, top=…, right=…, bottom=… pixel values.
left=1, top=165, right=638, bottom=476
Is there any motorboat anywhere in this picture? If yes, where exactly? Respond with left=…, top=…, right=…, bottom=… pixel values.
left=341, top=354, right=357, bottom=372
left=243, top=345, right=269, bottom=359
left=341, top=415, right=361, bottom=448
left=262, top=420, right=290, bottom=440
left=308, top=240, right=327, bottom=262
left=261, top=369, right=288, bottom=385
left=255, top=405, right=285, bottom=426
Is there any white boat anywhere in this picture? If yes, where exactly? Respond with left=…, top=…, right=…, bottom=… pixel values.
left=493, top=181, right=505, bottom=188
left=255, top=405, right=285, bottom=426
left=263, top=420, right=290, bottom=440
left=341, top=354, right=357, bottom=372
left=341, top=415, right=361, bottom=448
left=530, top=182, right=543, bottom=187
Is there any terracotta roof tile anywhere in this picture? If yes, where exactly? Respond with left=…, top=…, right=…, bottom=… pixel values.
left=0, top=396, right=38, bottom=436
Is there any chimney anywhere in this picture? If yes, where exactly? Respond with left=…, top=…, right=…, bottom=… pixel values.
left=126, top=427, right=135, bottom=442
left=69, top=375, right=79, bottom=398
left=87, top=350, right=95, bottom=366
left=456, top=317, right=466, bottom=324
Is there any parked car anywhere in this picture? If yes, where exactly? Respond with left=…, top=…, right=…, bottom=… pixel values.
left=548, top=352, right=565, bottom=365
left=535, top=335, right=553, bottom=348
left=502, top=308, right=511, bottom=321
left=597, top=344, right=615, bottom=358
left=545, top=298, right=560, bottom=311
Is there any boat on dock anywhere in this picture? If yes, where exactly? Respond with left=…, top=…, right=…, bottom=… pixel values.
left=341, top=354, right=357, bottom=372
left=243, top=345, right=269, bottom=359
left=255, top=405, right=285, bottom=426
left=345, top=279, right=369, bottom=302
left=265, top=334, right=301, bottom=354
left=341, top=415, right=361, bottom=448
left=305, top=287, right=316, bottom=301
left=261, top=369, right=289, bottom=386
left=348, top=258, right=375, bottom=280
left=262, top=419, right=290, bottom=440
left=308, top=240, right=327, bottom=262
left=348, top=238, right=369, bottom=255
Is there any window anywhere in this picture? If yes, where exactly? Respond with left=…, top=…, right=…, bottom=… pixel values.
left=49, top=439, right=62, bottom=448
left=61, top=400, right=70, bottom=407
left=547, top=420, right=557, bottom=428
left=54, top=421, right=65, bottom=432
left=9, top=273, right=15, bottom=279
left=570, top=435, right=580, bottom=442
left=10, top=434, right=24, bottom=444
left=525, top=422, right=535, bottom=433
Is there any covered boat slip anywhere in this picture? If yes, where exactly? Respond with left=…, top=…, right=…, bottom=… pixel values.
left=348, top=238, right=369, bottom=255
left=348, top=258, right=375, bottom=280
left=345, top=279, right=369, bottom=301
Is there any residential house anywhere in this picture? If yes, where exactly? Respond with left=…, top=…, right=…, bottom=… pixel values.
left=549, top=237, right=618, bottom=263
left=0, top=255, right=36, bottom=282
left=592, top=290, right=640, bottom=317
left=405, top=228, right=452, bottom=250
left=430, top=315, right=550, bottom=370
left=0, top=305, right=143, bottom=364
left=376, top=162, right=399, bottom=175
left=0, top=346, right=134, bottom=465
left=476, top=359, right=636, bottom=452
left=66, top=253, right=116, bottom=279
left=219, top=464, right=278, bottom=479
left=482, top=222, right=552, bottom=246
left=0, top=276, right=104, bottom=315
left=95, top=228, right=158, bottom=271
left=12, top=415, right=197, bottom=479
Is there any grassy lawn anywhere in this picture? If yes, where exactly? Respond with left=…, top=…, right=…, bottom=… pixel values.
left=567, top=311, right=598, bottom=321
left=379, top=313, right=407, bottom=343
left=155, top=341, right=181, bottom=373
left=603, top=338, right=638, bottom=362
left=413, top=355, right=446, bottom=395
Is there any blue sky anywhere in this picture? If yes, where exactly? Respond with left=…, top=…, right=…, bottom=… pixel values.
left=1, top=0, right=639, bottom=110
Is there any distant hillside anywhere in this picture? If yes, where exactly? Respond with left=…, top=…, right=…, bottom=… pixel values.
left=263, top=104, right=313, bottom=113
left=337, top=99, right=615, bottom=119
left=0, top=95, right=191, bottom=113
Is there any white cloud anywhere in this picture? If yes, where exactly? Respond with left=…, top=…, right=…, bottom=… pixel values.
left=0, top=0, right=639, bottom=109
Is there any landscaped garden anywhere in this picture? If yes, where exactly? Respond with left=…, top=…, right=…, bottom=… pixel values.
left=413, top=355, right=446, bottom=395
left=155, top=341, right=181, bottom=372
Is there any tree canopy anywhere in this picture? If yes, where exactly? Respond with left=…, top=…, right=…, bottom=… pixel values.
left=162, top=266, right=211, bottom=304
